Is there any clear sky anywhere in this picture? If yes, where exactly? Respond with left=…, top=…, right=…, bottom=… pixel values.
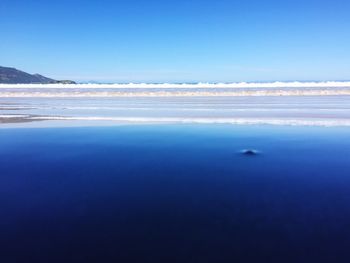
left=1, top=0, right=349, bottom=82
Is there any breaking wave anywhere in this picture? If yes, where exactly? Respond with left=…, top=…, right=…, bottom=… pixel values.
left=1, top=90, right=350, bottom=97
left=1, top=81, right=350, bottom=89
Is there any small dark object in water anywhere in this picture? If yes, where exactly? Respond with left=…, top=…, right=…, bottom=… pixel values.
left=242, top=149, right=258, bottom=155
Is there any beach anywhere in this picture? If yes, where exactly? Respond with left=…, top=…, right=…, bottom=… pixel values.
left=1, top=84, right=350, bottom=262
left=1, top=83, right=350, bottom=128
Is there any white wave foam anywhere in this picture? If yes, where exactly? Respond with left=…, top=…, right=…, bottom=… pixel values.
left=27, top=106, right=350, bottom=112
left=0, top=114, right=30, bottom=118
left=2, top=114, right=350, bottom=126
left=1, top=81, right=350, bottom=89
left=1, top=89, right=350, bottom=97
left=28, top=116, right=350, bottom=127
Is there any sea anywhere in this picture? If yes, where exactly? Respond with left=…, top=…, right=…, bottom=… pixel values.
left=1, top=83, right=350, bottom=262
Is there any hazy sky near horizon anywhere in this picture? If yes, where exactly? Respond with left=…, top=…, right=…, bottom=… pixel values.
left=1, top=0, right=349, bottom=82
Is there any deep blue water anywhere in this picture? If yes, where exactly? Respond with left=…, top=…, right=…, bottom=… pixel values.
left=1, top=125, right=350, bottom=263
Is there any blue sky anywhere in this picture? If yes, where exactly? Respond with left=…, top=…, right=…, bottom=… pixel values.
left=1, top=0, right=349, bottom=82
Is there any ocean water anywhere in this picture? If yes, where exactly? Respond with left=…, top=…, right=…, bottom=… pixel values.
left=1, top=125, right=350, bottom=262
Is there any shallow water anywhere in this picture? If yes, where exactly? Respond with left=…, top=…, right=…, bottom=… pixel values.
left=1, top=95, right=350, bottom=127
left=1, top=125, right=350, bottom=262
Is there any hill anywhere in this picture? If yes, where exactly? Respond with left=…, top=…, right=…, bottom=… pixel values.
left=0, top=66, right=75, bottom=84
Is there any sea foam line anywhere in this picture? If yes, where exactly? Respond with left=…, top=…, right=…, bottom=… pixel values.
left=2, top=114, right=350, bottom=126
left=1, top=90, right=350, bottom=97
left=0, top=114, right=30, bottom=118
left=26, top=116, right=350, bottom=127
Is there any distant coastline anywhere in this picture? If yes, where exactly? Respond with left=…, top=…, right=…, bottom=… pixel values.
left=0, top=66, right=75, bottom=84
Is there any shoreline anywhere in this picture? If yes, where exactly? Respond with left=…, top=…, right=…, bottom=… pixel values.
left=1, top=115, right=350, bottom=127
